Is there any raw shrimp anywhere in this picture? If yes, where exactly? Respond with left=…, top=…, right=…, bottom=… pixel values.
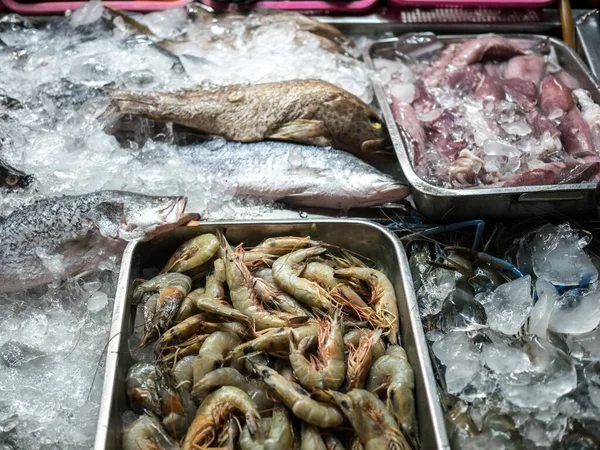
left=366, top=346, right=418, bottom=448
left=301, top=422, right=327, bottom=450
left=253, top=266, right=275, bottom=284
left=254, top=277, right=310, bottom=316
left=123, top=415, right=179, bottom=450
left=289, top=309, right=345, bottom=390
left=272, top=247, right=333, bottom=310
left=159, top=313, right=211, bottom=344
left=303, top=261, right=368, bottom=309
left=228, top=322, right=318, bottom=359
left=335, top=267, right=399, bottom=345
left=161, top=314, right=249, bottom=345
left=192, top=331, right=241, bottom=392
left=161, top=233, right=219, bottom=274
left=189, top=275, right=250, bottom=324
left=173, top=355, right=195, bottom=392
left=328, top=389, right=412, bottom=450
left=346, top=329, right=383, bottom=391
left=182, top=386, right=261, bottom=450
left=134, top=273, right=193, bottom=346
left=344, top=329, right=386, bottom=361
left=158, top=377, right=196, bottom=439
left=220, top=232, right=306, bottom=330
left=161, top=334, right=208, bottom=364
left=174, top=287, right=202, bottom=323
left=239, top=417, right=271, bottom=450
left=126, top=362, right=161, bottom=416
left=265, top=407, right=294, bottom=450
left=253, top=363, right=344, bottom=427
left=252, top=236, right=318, bottom=255
left=191, top=367, right=248, bottom=402
left=214, top=258, right=227, bottom=283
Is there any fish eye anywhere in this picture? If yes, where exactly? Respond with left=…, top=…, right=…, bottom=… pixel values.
left=369, top=115, right=382, bottom=129
left=5, top=175, right=19, bottom=186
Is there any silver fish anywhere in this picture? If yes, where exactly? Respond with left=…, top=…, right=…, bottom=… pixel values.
left=0, top=191, right=196, bottom=293
left=176, top=140, right=409, bottom=210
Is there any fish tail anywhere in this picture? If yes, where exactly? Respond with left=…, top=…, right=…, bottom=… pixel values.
left=98, top=88, right=161, bottom=122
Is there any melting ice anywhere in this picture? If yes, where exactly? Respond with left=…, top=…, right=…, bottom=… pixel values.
left=414, top=222, right=600, bottom=449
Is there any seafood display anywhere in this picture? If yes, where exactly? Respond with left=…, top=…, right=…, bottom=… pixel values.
left=404, top=220, right=600, bottom=449
left=0, top=4, right=380, bottom=219
left=122, top=229, right=418, bottom=449
left=0, top=191, right=196, bottom=293
left=105, top=79, right=391, bottom=157
left=375, top=33, right=600, bottom=189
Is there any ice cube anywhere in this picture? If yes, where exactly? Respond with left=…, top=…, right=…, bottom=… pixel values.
left=483, top=343, right=530, bottom=374
left=566, top=325, right=600, bottom=361
left=477, top=276, right=533, bottom=335
left=497, top=336, right=576, bottom=409
left=531, top=223, right=598, bottom=286
left=432, top=331, right=482, bottom=394
left=417, top=267, right=456, bottom=317
left=437, top=290, right=487, bottom=333
left=389, top=81, right=415, bottom=104
left=528, top=279, right=558, bottom=339
left=87, top=291, right=108, bottom=313
left=501, top=121, right=532, bottom=136
left=548, top=284, right=600, bottom=335
left=82, top=281, right=102, bottom=294
left=69, top=1, right=104, bottom=28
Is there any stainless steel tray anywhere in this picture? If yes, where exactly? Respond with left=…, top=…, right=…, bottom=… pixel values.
left=93, top=219, right=450, bottom=450
left=364, top=33, right=600, bottom=221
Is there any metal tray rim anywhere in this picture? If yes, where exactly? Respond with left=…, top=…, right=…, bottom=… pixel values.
left=364, top=33, right=600, bottom=199
left=93, top=218, right=451, bottom=450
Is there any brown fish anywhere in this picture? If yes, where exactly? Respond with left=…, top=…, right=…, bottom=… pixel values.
left=105, top=80, right=390, bottom=156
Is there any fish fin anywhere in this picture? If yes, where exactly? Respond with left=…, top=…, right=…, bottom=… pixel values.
left=268, top=120, right=331, bottom=146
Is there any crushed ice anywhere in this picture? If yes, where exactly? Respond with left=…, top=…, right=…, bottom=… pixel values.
left=414, top=222, right=600, bottom=449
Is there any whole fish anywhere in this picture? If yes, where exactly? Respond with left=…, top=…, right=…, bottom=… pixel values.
left=0, top=191, right=196, bottom=293
left=176, top=140, right=409, bottom=209
left=0, top=159, right=32, bottom=190
left=104, top=79, right=391, bottom=156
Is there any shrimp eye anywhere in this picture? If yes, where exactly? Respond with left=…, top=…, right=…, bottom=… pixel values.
left=5, top=175, right=19, bottom=186
left=369, top=115, right=382, bottom=129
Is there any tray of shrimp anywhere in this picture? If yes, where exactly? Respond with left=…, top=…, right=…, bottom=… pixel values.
left=93, top=219, right=450, bottom=450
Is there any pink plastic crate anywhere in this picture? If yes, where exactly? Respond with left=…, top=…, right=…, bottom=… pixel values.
left=388, top=0, right=555, bottom=7
left=0, top=0, right=188, bottom=15
left=199, top=0, right=378, bottom=12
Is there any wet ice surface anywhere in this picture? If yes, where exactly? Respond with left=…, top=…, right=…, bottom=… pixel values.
left=0, top=269, right=117, bottom=450
left=0, top=5, right=377, bottom=448
left=414, top=222, right=600, bottom=449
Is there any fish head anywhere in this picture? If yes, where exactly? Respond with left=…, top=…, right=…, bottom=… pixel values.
left=0, top=160, right=33, bottom=190
left=90, top=191, right=198, bottom=242
left=327, top=96, right=392, bottom=156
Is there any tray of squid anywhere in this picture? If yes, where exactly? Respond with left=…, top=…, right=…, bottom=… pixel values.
left=93, top=219, right=450, bottom=450
left=365, top=32, right=600, bottom=220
